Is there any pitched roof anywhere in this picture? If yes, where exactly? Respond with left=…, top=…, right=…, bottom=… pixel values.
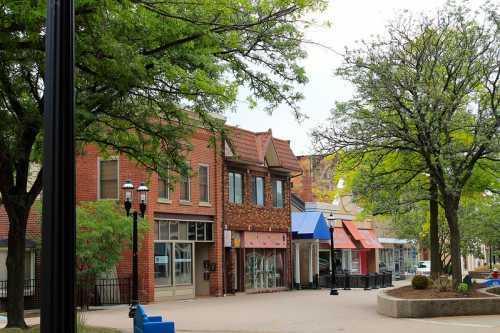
left=225, top=126, right=302, bottom=173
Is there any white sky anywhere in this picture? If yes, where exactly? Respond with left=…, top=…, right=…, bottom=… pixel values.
left=223, top=0, right=482, bottom=155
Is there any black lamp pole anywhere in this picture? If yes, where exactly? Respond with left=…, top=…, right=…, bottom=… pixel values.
left=41, top=0, right=76, bottom=332
left=329, top=223, right=339, bottom=296
left=122, top=180, right=148, bottom=318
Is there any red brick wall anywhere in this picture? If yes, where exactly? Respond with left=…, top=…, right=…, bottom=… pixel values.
left=75, top=128, right=224, bottom=301
left=223, top=164, right=291, bottom=233
left=223, top=162, right=293, bottom=289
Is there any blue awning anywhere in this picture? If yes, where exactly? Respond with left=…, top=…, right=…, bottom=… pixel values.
left=291, top=212, right=330, bottom=240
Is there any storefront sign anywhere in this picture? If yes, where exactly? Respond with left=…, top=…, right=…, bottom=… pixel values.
left=154, top=256, right=168, bottom=264
left=224, top=230, right=232, bottom=247
left=244, top=232, right=287, bottom=248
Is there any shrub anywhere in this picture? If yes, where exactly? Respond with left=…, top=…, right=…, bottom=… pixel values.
left=412, top=275, right=430, bottom=290
left=457, top=283, right=469, bottom=294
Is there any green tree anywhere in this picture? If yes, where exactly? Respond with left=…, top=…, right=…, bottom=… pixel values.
left=0, top=0, right=326, bottom=327
left=76, top=201, right=146, bottom=278
left=329, top=150, right=443, bottom=278
left=313, top=1, right=499, bottom=287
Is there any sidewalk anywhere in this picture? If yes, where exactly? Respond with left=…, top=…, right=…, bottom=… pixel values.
left=3, top=284, right=500, bottom=333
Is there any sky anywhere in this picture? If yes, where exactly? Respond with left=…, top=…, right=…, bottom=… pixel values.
left=223, top=0, right=465, bottom=155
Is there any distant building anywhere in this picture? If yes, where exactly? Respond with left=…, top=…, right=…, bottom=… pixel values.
left=291, top=155, right=417, bottom=280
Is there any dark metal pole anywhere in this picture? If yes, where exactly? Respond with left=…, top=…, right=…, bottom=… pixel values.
left=490, top=246, right=493, bottom=270
left=41, top=0, right=76, bottom=332
left=329, top=226, right=338, bottom=296
left=129, top=211, right=139, bottom=318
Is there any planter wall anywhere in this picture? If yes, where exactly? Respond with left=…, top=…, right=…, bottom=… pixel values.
left=377, top=290, right=500, bottom=318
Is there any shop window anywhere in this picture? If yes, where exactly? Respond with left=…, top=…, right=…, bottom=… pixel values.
left=198, top=165, right=209, bottom=203
left=251, top=176, right=264, bottom=206
left=196, top=223, right=205, bottom=241
left=178, top=222, right=188, bottom=240
left=272, top=179, right=283, bottom=208
left=159, top=221, right=169, bottom=240
left=319, top=251, right=330, bottom=275
left=98, top=159, right=118, bottom=199
left=155, top=220, right=214, bottom=242
left=245, top=248, right=286, bottom=290
left=175, top=243, right=192, bottom=285
left=205, top=223, right=213, bottom=241
left=351, top=250, right=360, bottom=274
left=154, top=243, right=172, bottom=286
left=228, top=172, right=243, bottom=204
left=188, top=223, right=196, bottom=241
left=170, top=222, right=179, bottom=240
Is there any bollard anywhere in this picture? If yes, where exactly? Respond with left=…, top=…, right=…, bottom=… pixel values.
left=343, top=269, right=351, bottom=290
left=363, top=274, right=370, bottom=290
left=387, top=271, right=394, bottom=287
left=381, top=271, right=387, bottom=288
left=370, top=273, right=378, bottom=289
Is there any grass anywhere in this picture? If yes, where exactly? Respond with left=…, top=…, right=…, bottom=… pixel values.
left=0, top=326, right=120, bottom=333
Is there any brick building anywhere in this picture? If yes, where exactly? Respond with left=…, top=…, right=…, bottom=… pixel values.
left=223, top=127, right=301, bottom=293
left=0, top=122, right=302, bottom=304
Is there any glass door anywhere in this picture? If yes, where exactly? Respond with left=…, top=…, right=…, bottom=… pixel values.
left=154, top=242, right=172, bottom=286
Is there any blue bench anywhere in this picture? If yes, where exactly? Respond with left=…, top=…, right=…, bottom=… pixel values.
left=134, top=304, right=175, bottom=333
left=485, top=279, right=500, bottom=287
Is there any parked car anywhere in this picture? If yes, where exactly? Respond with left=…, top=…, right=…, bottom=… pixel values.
left=416, top=261, right=431, bottom=276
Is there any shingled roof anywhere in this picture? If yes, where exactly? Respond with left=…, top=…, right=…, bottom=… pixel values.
left=225, top=126, right=302, bottom=173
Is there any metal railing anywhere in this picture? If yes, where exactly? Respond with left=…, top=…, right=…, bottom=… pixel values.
left=0, top=278, right=131, bottom=309
left=318, top=271, right=393, bottom=290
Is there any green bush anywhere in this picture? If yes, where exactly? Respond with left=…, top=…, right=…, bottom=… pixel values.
left=457, top=283, right=469, bottom=294
left=412, top=275, right=430, bottom=290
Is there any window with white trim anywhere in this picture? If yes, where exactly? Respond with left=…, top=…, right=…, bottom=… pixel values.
left=158, top=173, right=170, bottom=201
left=228, top=172, right=243, bottom=204
left=99, top=159, right=118, bottom=199
left=272, top=179, right=283, bottom=208
left=180, top=174, right=190, bottom=202
left=198, top=165, right=209, bottom=203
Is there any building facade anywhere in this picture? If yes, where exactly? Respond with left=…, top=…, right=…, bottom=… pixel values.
left=223, top=127, right=301, bottom=293
left=291, top=155, right=416, bottom=280
left=76, top=126, right=225, bottom=302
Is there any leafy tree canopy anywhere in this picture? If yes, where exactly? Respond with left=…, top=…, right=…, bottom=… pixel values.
left=76, top=200, right=147, bottom=278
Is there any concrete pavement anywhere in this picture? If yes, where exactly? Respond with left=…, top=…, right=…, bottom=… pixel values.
left=80, top=286, right=500, bottom=333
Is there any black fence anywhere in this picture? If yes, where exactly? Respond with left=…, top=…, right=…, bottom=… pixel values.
left=0, top=278, right=131, bottom=310
left=317, top=271, right=394, bottom=290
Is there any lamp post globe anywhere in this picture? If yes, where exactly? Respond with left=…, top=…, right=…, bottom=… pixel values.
left=122, top=180, right=134, bottom=216
left=137, top=182, right=149, bottom=217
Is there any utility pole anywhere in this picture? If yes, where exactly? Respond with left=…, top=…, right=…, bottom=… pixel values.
left=41, top=1, right=76, bottom=332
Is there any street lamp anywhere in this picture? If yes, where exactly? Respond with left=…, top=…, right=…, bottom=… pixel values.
left=121, top=180, right=149, bottom=318
left=328, top=213, right=339, bottom=296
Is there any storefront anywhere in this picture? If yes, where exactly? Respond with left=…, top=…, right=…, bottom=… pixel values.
left=153, top=215, right=214, bottom=300
left=378, top=238, right=417, bottom=278
left=243, top=232, right=288, bottom=291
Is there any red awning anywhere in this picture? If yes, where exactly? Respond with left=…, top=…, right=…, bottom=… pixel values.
left=342, top=220, right=364, bottom=241
left=358, top=229, right=383, bottom=249
left=333, top=227, right=356, bottom=249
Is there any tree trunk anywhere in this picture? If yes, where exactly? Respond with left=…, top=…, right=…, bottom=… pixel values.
left=429, top=179, right=440, bottom=280
left=443, top=194, right=462, bottom=289
left=5, top=205, right=29, bottom=328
